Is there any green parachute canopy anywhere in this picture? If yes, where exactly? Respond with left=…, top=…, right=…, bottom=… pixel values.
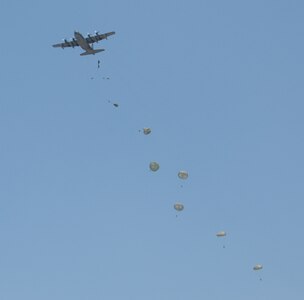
left=149, top=162, right=159, bottom=172
left=178, top=171, right=188, bottom=180
left=216, top=231, right=227, bottom=237
left=253, top=264, right=263, bottom=271
left=174, top=203, right=184, bottom=211
left=143, top=128, right=151, bottom=135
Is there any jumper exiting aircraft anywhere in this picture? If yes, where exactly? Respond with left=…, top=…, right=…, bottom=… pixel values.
left=52, top=30, right=115, bottom=56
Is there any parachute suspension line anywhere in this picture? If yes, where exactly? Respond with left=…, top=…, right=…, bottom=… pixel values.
left=253, top=264, right=263, bottom=281
left=216, top=231, right=227, bottom=249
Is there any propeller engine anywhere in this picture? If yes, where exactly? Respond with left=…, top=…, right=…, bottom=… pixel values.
left=94, top=31, right=100, bottom=43
left=71, top=38, right=76, bottom=48
left=86, top=33, right=94, bottom=44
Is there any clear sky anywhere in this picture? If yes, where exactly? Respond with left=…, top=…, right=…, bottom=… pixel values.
left=1, top=0, right=304, bottom=299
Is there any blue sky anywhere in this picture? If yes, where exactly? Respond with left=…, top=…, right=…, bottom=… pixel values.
left=1, top=0, right=304, bottom=299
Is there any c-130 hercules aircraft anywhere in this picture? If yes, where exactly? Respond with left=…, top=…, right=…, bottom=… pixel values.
left=52, top=30, right=115, bottom=56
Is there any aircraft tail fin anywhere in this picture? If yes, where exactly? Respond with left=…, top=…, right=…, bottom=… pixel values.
left=80, top=49, right=105, bottom=56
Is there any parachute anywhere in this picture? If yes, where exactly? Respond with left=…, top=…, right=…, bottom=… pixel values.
left=149, top=162, right=159, bottom=172
left=216, top=231, right=227, bottom=248
left=178, top=171, right=188, bottom=180
left=253, top=264, right=263, bottom=281
left=253, top=264, right=263, bottom=271
left=143, top=128, right=151, bottom=135
left=174, top=203, right=184, bottom=211
left=216, top=231, right=227, bottom=237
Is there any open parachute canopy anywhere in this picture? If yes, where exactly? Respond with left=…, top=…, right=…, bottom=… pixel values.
left=178, top=171, right=188, bottom=180
left=253, top=264, right=263, bottom=271
left=143, top=128, right=151, bottom=135
left=149, top=161, right=159, bottom=172
left=216, top=231, right=227, bottom=237
left=174, top=203, right=184, bottom=211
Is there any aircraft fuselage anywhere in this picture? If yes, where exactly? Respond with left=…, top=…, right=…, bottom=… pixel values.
left=74, top=31, right=92, bottom=51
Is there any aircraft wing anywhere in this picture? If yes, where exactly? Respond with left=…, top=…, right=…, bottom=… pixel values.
left=52, top=39, right=79, bottom=48
left=85, top=31, right=115, bottom=44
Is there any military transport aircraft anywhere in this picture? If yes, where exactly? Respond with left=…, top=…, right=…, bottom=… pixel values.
left=52, top=31, right=115, bottom=56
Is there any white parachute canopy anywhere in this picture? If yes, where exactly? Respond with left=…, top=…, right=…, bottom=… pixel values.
left=253, top=264, right=263, bottom=271
left=143, top=128, right=151, bottom=135
left=174, top=203, right=184, bottom=211
left=149, top=161, right=160, bottom=172
left=216, top=231, right=227, bottom=237
left=178, top=171, right=188, bottom=180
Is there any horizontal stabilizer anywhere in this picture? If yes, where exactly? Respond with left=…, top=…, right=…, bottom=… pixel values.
left=80, top=49, right=105, bottom=56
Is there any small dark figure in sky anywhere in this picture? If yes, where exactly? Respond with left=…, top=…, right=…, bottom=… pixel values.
left=97, top=60, right=101, bottom=68
left=108, top=100, right=119, bottom=108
